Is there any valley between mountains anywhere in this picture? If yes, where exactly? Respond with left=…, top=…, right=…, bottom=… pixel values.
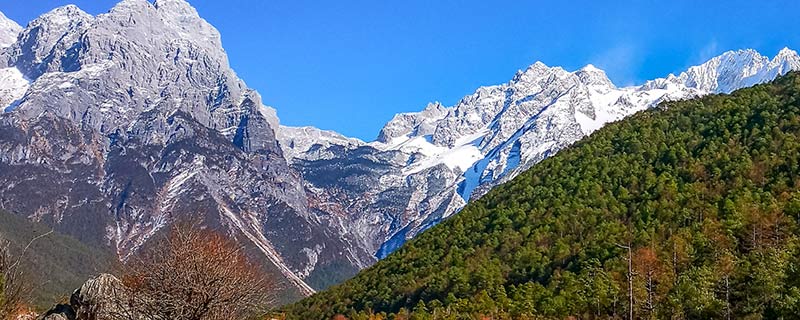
left=0, top=0, right=799, bottom=312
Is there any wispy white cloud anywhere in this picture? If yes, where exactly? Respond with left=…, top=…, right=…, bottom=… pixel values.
left=591, top=43, right=642, bottom=87
left=695, top=40, right=720, bottom=64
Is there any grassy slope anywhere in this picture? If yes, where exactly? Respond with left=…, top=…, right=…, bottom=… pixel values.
left=0, top=210, right=118, bottom=309
left=285, top=73, right=800, bottom=319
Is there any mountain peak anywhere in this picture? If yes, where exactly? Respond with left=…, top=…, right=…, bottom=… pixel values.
left=675, top=48, right=772, bottom=93
left=775, top=47, right=799, bottom=61
left=32, top=4, right=92, bottom=28
left=719, top=48, right=760, bottom=58
left=154, top=0, right=199, bottom=17
left=0, top=11, right=21, bottom=29
left=771, top=47, right=800, bottom=74
left=278, top=125, right=366, bottom=160
left=152, top=0, right=222, bottom=49
left=154, top=0, right=193, bottom=6
left=579, top=64, right=601, bottom=72
left=90, top=0, right=223, bottom=61
left=423, top=101, right=445, bottom=112
left=720, top=48, right=768, bottom=66
left=109, top=0, right=153, bottom=12
left=778, top=46, right=796, bottom=55
left=531, top=60, right=548, bottom=68
left=12, top=4, right=92, bottom=80
left=525, top=61, right=550, bottom=73
left=512, top=61, right=556, bottom=83
left=705, top=48, right=765, bottom=67
left=574, top=64, right=615, bottom=88
left=0, top=11, right=21, bottom=48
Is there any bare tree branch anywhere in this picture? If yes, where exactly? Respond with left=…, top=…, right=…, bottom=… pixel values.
left=10, top=229, right=53, bottom=272
left=104, top=223, right=277, bottom=320
left=0, top=237, right=33, bottom=319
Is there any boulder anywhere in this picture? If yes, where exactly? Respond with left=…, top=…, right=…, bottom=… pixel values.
left=40, top=274, right=131, bottom=320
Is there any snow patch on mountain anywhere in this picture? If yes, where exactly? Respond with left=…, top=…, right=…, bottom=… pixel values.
left=218, top=204, right=317, bottom=296
left=0, top=11, right=21, bottom=48
left=384, top=129, right=487, bottom=175
left=377, top=102, right=450, bottom=143
left=0, top=67, right=29, bottom=112
left=153, top=0, right=222, bottom=50
left=278, top=125, right=366, bottom=161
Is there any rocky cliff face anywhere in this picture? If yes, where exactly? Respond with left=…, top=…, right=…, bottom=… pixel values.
left=0, top=0, right=373, bottom=297
left=281, top=48, right=800, bottom=259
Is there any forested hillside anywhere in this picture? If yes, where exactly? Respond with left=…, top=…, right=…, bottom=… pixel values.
left=0, top=210, right=117, bottom=308
left=285, top=72, right=800, bottom=319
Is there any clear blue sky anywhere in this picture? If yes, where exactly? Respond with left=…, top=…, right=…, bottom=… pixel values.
left=3, top=1, right=800, bottom=140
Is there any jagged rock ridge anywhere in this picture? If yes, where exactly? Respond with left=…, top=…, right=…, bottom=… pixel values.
left=280, top=48, right=800, bottom=258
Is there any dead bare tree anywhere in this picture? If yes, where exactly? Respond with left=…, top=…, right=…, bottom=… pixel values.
left=0, top=240, right=23, bottom=318
left=616, top=242, right=634, bottom=320
left=0, top=235, right=37, bottom=319
left=115, top=224, right=276, bottom=320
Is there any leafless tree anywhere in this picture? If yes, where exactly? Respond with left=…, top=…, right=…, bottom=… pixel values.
left=616, top=242, right=634, bottom=320
left=0, top=230, right=48, bottom=319
left=112, top=223, right=276, bottom=320
left=0, top=240, right=24, bottom=319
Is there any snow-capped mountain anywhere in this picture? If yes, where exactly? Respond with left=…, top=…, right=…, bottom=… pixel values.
left=0, top=0, right=375, bottom=298
left=0, top=11, right=24, bottom=110
left=0, top=11, right=20, bottom=48
left=277, top=125, right=366, bottom=161
left=281, top=47, right=800, bottom=259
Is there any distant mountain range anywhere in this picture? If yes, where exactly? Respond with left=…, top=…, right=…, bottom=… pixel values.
left=280, top=47, right=800, bottom=260
left=284, top=69, right=800, bottom=320
left=0, top=0, right=797, bottom=299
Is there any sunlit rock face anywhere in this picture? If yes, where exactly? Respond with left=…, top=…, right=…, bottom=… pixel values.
left=0, top=0, right=377, bottom=297
left=281, top=48, right=800, bottom=259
